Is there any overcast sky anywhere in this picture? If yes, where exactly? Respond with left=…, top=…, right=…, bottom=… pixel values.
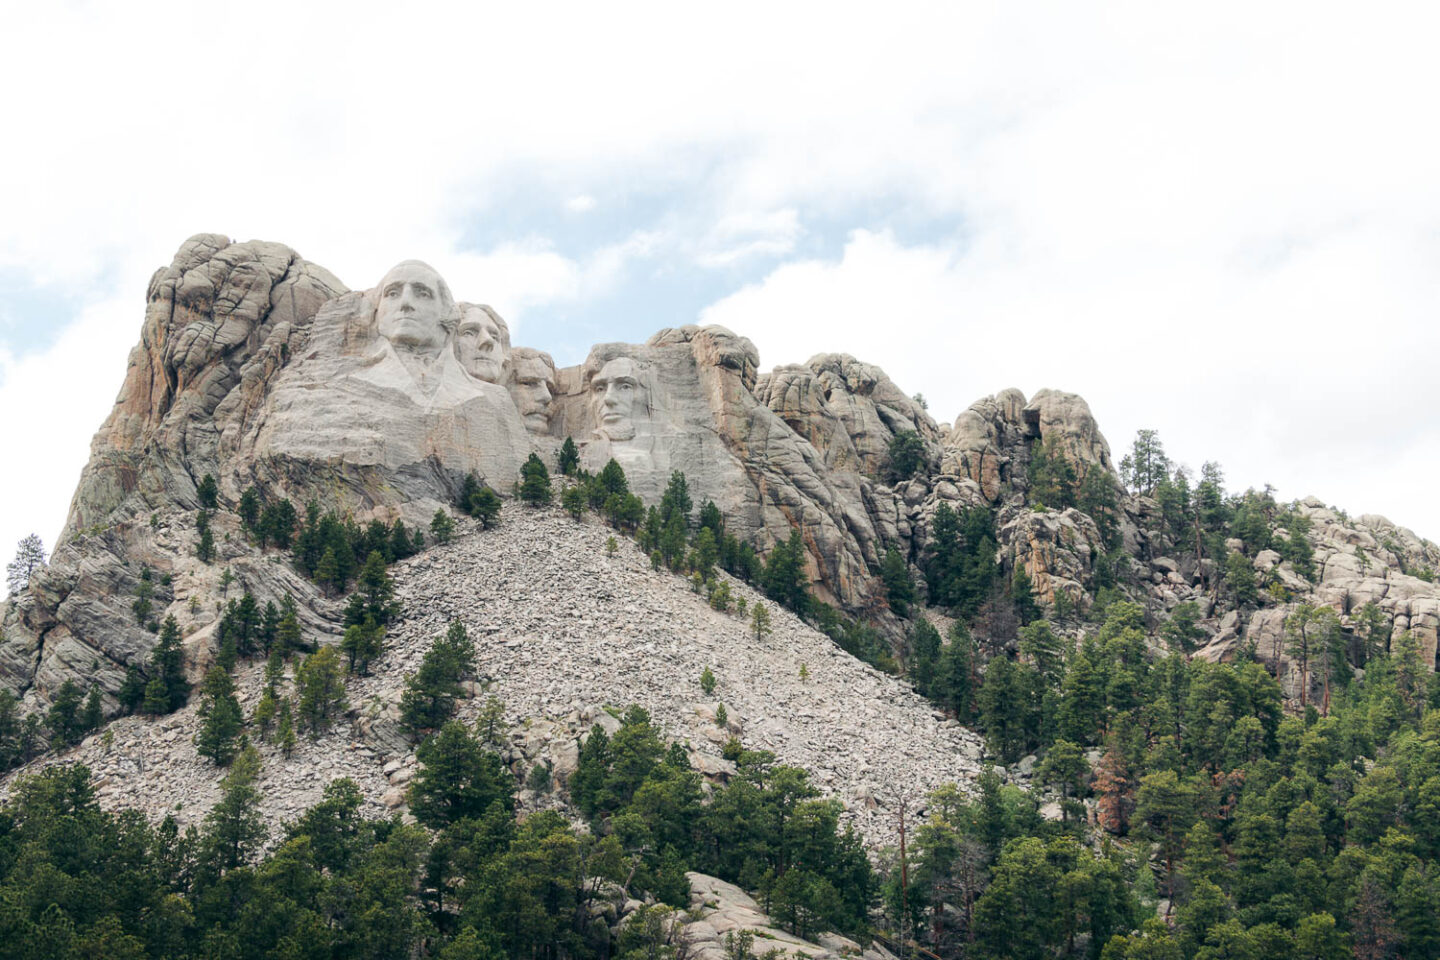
left=3, top=1, right=1439, bottom=584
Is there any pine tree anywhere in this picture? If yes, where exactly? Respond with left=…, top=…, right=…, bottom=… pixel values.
left=253, top=687, right=278, bottom=738
left=196, top=514, right=215, bottom=563
left=6, top=534, right=46, bottom=595
left=1011, top=565, right=1040, bottom=626
left=142, top=675, right=171, bottom=716
left=880, top=547, right=914, bottom=616
left=408, top=721, right=514, bottom=829
left=295, top=647, right=347, bottom=734
left=341, top=620, right=385, bottom=676
left=315, top=547, right=341, bottom=594
left=202, top=746, right=266, bottom=870
left=885, top=431, right=927, bottom=484
left=518, top=453, right=553, bottom=506
left=400, top=620, right=476, bottom=735
left=197, top=474, right=219, bottom=510
left=356, top=550, right=397, bottom=625
left=751, top=603, right=772, bottom=642
left=80, top=686, right=103, bottom=734
left=471, top=485, right=502, bottom=528
left=700, top=666, right=717, bottom=696
left=275, top=596, right=303, bottom=655
left=195, top=667, right=244, bottom=765
left=430, top=509, right=455, bottom=545
left=1118, top=429, right=1170, bottom=495
left=763, top=530, right=810, bottom=615
left=238, top=486, right=261, bottom=531
left=561, top=485, right=587, bottom=520
left=150, top=615, right=189, bottom=712
left=557, top=436, right=580, bottom=476
left=277, top=698, right=297, bottom=757
left=47, top=680, right=84, bottom=745
left=117, top=666, right=146, bottom=714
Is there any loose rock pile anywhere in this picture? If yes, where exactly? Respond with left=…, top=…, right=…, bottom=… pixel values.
left=3, top=507, right=985, bottom=848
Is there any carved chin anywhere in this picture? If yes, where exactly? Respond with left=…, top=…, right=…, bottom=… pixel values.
left=522, top=411, right=551, bottom=431
left=466, top=359, right=503, bottom=382
left=601, top=422, right=636, bottom=442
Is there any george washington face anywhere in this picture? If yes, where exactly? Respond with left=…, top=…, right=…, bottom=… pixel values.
left=375, top=261, right=451, bottom=356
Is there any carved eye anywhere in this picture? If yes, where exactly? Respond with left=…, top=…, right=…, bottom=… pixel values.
left=414, top=285, right=433, bottom=299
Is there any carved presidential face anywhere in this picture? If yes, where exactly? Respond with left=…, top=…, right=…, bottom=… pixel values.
left=590, top=357, right=646, bottom=441
left=376, top=261, right=450, bottom=356
left=455, top=305, right=509, bottom=383
left=511, top=350, right=557, bottom=433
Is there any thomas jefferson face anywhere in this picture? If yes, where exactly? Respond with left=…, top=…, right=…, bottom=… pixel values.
left=590, top=357, right=645, bottom=441
left=376, top=261, right=449, bottom=356
left=455, top=305, right=508, bottom=383
left=511, top=350, right=556, bottom=432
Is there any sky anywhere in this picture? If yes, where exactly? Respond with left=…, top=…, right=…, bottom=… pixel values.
left=3, top=1, right=1440, bottom=587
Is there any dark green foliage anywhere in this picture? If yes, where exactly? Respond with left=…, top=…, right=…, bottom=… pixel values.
left=341, top=618, right=385, bottom=675
left=409, top=721, right=515, bottom=829
left=924, top=503, right=999, bottom=617
left=557, top=436, right=580, bottom=476
left=237, top=485, right=261, bottom=531
left=763, top=529, right=810, bottom=616
left=1027, top=436, right=1077, bottom=509
left=117, top=666, right=146, bottom=714
left=561, top=484, right=587, bottom=520
left=195, top=509, right=215, bottom=562
left=294, top=646, right=347, bottom=734
left=354, top=549, right=399, bottom=626
left=400, top=620, right=476, bottom=735
left=880, top=546, right=914, bottom=616
left=1161, top=600, right=1204, bottom=652
left=1226, top=549, right=1259, bottom=605
left=1010, top=564, right=1040, bottom=626
left=146, top=615, right=189, bottom=714
left=131, top=567, right=154, bottom=626
left=46, top=680, right=85, bottom=746
left=80, top=686, right=102, bottom=735
left=518, top=452, right=553, bottom=506
left=196, top=473, right=219, bottom=510
left=194, top=667, right=244, bottom=765
left=431, top=508, right=456, bottom=544
left=884, top=430, right=927, bottom=484
left=908, top=617, right=942, bottom=695
left=471, top=484, right=503, bottom=527
left=258, top=497, right=298, bottom=549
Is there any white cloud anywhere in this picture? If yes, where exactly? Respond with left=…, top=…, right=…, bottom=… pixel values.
left=566, top=195, right=597, bottom=214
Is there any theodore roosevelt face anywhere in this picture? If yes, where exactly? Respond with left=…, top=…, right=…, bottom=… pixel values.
left=375, top=261, right=450, bottom=356
left=590, top=357, right=646, bottom=441
left=511, top=349, right=557, bottom=433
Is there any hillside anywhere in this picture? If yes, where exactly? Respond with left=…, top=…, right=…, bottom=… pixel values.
left=4, top=506, right=982, bottom=848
